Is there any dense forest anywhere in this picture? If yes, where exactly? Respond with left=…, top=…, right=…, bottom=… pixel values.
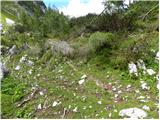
left=0, top=0, right=159, bottom=119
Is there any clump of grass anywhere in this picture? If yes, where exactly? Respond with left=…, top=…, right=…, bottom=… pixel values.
left=39, top=49, right=52, bottom=64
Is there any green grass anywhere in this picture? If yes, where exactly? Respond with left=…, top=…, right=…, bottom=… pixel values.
left=1, top=29, right=159, bottom=119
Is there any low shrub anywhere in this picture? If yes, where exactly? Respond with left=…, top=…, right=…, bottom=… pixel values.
left=89, top=32, right=115, bottom=52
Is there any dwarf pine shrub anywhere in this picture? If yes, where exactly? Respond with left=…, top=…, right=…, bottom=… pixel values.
left=89, top=32, right=114, bottom=52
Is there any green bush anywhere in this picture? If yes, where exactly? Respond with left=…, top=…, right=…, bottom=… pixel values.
left=89, top=32, right=115, bottom=52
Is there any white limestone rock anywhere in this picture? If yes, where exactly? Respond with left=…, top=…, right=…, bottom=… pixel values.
left=119, top=107, right=147, bottom=118
left=78, top=79, right=85, bottom=85
left=15, top=65, right=20, bottom=71
left=128, top=62, right=138, bottom=76
left=146, top=69, right=156, bottom=76
left=81, top=74, right=87, bottom=79
left=142, top=105, right=150, bottom=111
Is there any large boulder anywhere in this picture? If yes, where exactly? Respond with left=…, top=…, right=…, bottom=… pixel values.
left=0, top=62, right=9, bottom=80
left=51, top=41, right=74, bottom=57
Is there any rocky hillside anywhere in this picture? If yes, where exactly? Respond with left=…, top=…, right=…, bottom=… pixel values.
left=0, top=0, right=159, bottom=119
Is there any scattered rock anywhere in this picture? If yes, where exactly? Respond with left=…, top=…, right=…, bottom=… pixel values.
left=155, top=51, right=159, bottom=60
left=39, top=91, right=44, bottom=96
left=15, top=65, right=21, bottom=71
left=52, top=41, right=74, bottom=56
left=81, top=74, right=87, bottom=79
left=128, top=62, right=138, bottom=76
left=114, top=94, right=118, bottom=98
left=118, top=90, right=122, bottom=94
left=6, top=18, right=15, bottom=25
left=52, top=101, right=58, bottom=107
left=27, top=60, right=34, bottom=66
left=78, top=79, right=85, bottom=85
left=140, top=81, right=150, bottom=90
left=146, top=69, right=156, bottom=76
left=112, top=87, right=117, bottom=92
left=19, top=56, right=27, bottom=63
left=8, top=45, right=17, bottom=55
left=73, top=107, right=78, bottom=112
left=52, top=101, right=61, bottom=107
left=0, top=62, right=9, bottom=80
left=119, top=108, right=147, bottom=118
left=142, top=105, right=150, bottom=111
left=28, top=69, right=32, bottom=75
left=78, top=74, right=87, bottom=85
left=97, top=101, right=102, bottom=104
left=37, top=104, right=42, bottom=110
left=137, top=59, right=146, bottom=70
left=109, top=112, right=112, bottom=118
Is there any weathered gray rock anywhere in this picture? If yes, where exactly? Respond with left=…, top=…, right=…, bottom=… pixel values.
left=0, top=62, right=9, bottom=80
left=119, top=107, right=147, bottom=118
left=8, top=45, right=17, bottom=55
left=128, top=62, right=138, bottom=76
left=52, top=41, right=73, bottom=57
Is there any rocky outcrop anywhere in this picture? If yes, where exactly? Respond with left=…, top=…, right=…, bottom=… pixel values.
left=0, top=62, right=9, bottom=80
left=51, top=41, right=74, bottom=57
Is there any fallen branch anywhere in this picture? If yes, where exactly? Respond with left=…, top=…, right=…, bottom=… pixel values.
left=16, top=88, right=38, bottom=107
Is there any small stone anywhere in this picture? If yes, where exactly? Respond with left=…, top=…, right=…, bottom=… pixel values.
left=52, top=101, right=58, bottom=107
left=27, top=60, right=34, bottom=66
left=73, top=107, right=78, bottom=112
left=141, top=82, right=150, bottom=90
left=28, top=69, right=32, bottom=75
left=39, top=91, right=44, bottom=96
left=37, top=104, right=42, bottom=110
left=97, top=101, right=102, bottom=104
left=81, top=74, right=87, bottom=79
left=67, top=105, right=71, bottom=109
left=135, top=89, right=140, bottom=93
left=78, top=79, right=85, bottom=85
left=127, top=84, right=131, bottom=89
left=142, top=105, right=150, bottom=111
left=115, top=94, right=118, bottom=98
left=112, top=87, right=117, bottom=92
left=146, top=69, right=156, bottom=76
left=20, top=56, right=27, bottom=63
left=128, top=62, right=138, bottom=76
left=15, top=65, right=20, bottom=70
left=156, top=51, right=160, bottom=60
left=118, top=90, right=122, bottom=94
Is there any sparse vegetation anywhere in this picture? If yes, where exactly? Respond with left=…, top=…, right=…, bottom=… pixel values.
left=1, top=0, right=159, bottom=119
